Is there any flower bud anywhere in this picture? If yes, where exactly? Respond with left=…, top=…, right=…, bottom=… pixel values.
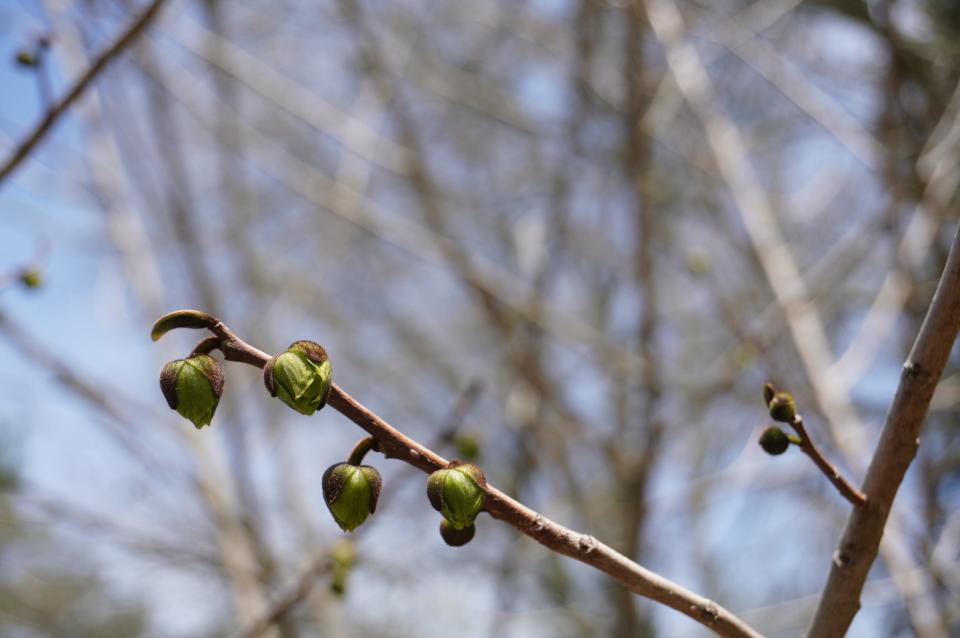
left=439, top=518, right=475, bottom=547
left=19, top=269, right=41, bottom=289
left=453, top=433, right=480, bottom=462
left=768, top=392, right=796, bottom=423
left=159, top=355, right=224, bottom=429
left=263, top=341, right=332, bottom=415
left=14, top=50, right=37, bottom=67
left=759, top=426, right=791, bottom=455
left=322, top=462, right=381, bottom=532
left=427, top=461, right=486, bottom=530
left=328, top=539, right=355, bottom=596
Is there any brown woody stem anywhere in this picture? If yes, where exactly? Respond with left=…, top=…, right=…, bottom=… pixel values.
left=790, top=416, right=867, bottom=508
left=151, top=311, right=762, bottom=638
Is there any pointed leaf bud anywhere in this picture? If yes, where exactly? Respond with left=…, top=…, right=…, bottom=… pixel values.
left=427, top=461, right=487, bottom=530
left=159, top=354, right=224, bottom=429
left=768, top=392, right=796, bottom=423
left=263, top=341, right=332, bottom=415
left=762, top=382, right=776, bottom=406
left=759, top=426, right=791, bottom=455
left=150, top=309, right=217, bottom=342
left=322, top=462, right=381, bottom=532
left=439, top=518, right=475, bottom=547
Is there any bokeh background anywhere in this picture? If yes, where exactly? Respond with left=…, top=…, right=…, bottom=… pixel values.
left=1, top=0, right=959, bottom=636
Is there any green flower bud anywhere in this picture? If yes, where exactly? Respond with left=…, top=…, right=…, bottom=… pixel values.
left=768, top=392, right=797, bottom=423
left=427, top=461, right=486, bottom=530
left=759, top=426, right=791, bottom=455
left=19, top=269, right=41, bottom=289
left=15, top=50, right=37, bottom=67
left=328, top=539, right=355, bottom=596
left=439, top=518, right=475, bottom=547
left=322, top=462, right=381, bottom=532
left=453, top=433, right=480, bottom=462
left=159, top=355, right=224, bottom=429
left=263, top=341, right=332, bottom=415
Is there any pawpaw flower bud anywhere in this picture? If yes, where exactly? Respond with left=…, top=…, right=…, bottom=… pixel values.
left=159, top=355, right=224, bottom=429
left=768, top=391, right=796, bottom=423
left=759, top=426, right=791, bottom=455
left=439, top=518, right=475, bottom=547
left=263, top=341, right=332, bottom=415
left=427, top=461, right=486, bottom=530
left=453, top=433, right=480, bottom=462
left=328, top=539, right=355, bottom=595
left=14, top=50, right=37, bottom=67
left=19, top=269, right=41, bottom=289
left=322, top=463, right=381, bottom=532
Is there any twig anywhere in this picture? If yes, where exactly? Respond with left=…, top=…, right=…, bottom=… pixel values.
left=230, top=550, right=331, bottom=638
left=643, top=2, right=950, bottom=635
left=0, top=0, right=169, bottom=186
left=807, top=223, right=960, bottom=636
left=789, top=415, right=866, bottom=508
left=153, top=311, right=762, bottom=638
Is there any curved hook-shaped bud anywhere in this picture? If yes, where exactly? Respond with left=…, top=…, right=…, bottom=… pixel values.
left=150, top=309, right=217, bottom=342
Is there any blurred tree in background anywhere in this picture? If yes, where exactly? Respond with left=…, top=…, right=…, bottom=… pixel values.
left=0, top=0, right=958, bottom=636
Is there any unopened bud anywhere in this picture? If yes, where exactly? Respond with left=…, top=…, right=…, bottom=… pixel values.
left=322, top=462, right=381, bottom=532
left=759, top=426, right=791, bottom=455
left=18, top=269, right=41, bottom=289
left=768, top=392, right=796, bottom=423
left=263, top=341, right=332, bottom=415
left=453, top=433, right=480, bottom=462
left=439, top=518, right=475, bottom=547
left=14, top=50, right=37, bottom=67
left=427, top=461, right=486, bottom=530
left=159, top=355, right=224, bottom=428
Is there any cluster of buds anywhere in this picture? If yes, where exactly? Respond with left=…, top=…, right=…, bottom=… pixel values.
left=152, top=312, right=495, bottom=548
left=758, top=382, right=801, bottom=455
left=427, top=461, right=486, bottom=547
left=13, top=35, right=50, bottom=69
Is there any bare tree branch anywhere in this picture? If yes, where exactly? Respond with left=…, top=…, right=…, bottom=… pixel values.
left=0, top=0, right=169, bottom=186
left=807, top=223, right=960, bottom=635
left=155, top=312, right=763, bottom=638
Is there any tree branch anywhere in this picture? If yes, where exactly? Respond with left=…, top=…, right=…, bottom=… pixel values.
left=153, top=311, right=762, bottom=638
left=0, top=0, right=169, bottom=186
left=789, top=415, right=867, bottom=508
left=807, top=223, right=960, bottom=636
